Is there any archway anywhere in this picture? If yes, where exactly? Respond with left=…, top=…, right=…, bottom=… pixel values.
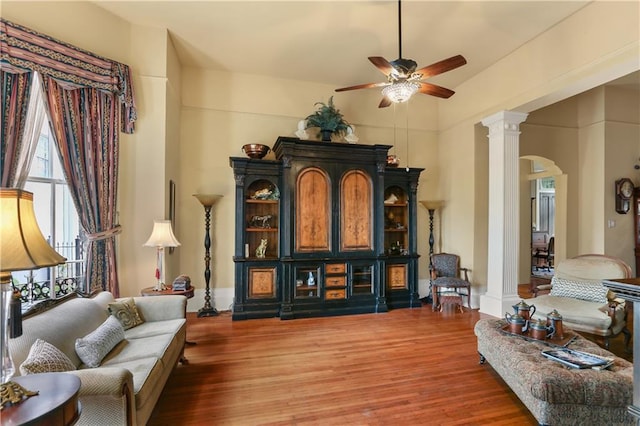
left=520, top=155, right=567, bottom=288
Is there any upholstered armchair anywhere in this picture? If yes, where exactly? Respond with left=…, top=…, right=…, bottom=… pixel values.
left=430, top=253, right=471, bottom=312
left=524, top=254, right=632, bottom=350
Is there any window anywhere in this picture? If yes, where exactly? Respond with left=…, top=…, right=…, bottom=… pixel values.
left=11, top=121, right=85, bottom=303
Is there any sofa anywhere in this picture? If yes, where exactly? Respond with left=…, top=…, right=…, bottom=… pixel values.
left=524, top=254, right=632, bottom=349
left=475, top=318, right=634, bottom=425
left=9, top=291, right=187, bottom=426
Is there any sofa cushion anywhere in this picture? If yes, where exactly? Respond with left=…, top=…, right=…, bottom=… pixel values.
left=124, top=318, right=185, bottom=340
left=75, top=316, right=125, bottom=368
left=108, top=297, right=145, bottom=330
left=528, top=295, right=613, bottom=335
left=19, top=339, right=76, bottom=375
left=101, top=330, right=182, bottom=367
left=550, top=276, right=608, bottom=303
left=99, top=357, right=164, bottom=410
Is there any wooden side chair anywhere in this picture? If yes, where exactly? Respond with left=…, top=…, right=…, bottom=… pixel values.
left=430, top=253, right=471, bottom=312
left=533, top=236, right=555, bottom=272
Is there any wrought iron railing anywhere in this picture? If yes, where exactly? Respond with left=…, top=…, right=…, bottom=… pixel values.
left=12, top=236, right=85, bottom=304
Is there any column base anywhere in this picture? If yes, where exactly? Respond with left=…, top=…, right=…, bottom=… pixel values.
left=479, top=293, right=522, bottom=318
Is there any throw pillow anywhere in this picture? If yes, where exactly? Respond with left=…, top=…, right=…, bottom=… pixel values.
left=550, top=276, right=608, bottom=303
left=20, top=339, right=76, bottom=375
left=75, top=315, right=125, bottom=368
left=108, top=297, right=144, bottom=330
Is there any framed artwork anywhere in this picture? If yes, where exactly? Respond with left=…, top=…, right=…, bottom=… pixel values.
left=169, top=180, right=176, bottom=254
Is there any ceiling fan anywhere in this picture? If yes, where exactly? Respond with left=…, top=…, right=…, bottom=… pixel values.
left=335, top=0, right=467, bottom=108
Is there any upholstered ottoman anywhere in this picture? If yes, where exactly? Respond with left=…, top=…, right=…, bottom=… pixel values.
left=475, top=318, right=634, bottom=426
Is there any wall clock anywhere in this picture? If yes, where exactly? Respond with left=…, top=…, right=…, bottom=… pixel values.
left=615, top=178, right=634, bottom=214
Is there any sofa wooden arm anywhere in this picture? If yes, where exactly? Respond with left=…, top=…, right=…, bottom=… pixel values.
left=607, top=300, right=628, bottom=329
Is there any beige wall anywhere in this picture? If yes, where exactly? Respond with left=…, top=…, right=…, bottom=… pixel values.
left=4, top=1, right=639, bottom=311
left=178, top=68, right=441, bottom=309
left=604, top=87, right=640, bottom=272
left=438, top=1, right=638, bottom=304
left=516, top=85, right=640, bottom=284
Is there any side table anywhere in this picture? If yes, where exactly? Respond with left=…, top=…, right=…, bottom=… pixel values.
left=141, top=286, right=195, bottom=346
left=4, top=372, right=81, bottom=426
left=140, top=286, right=194, bottom=299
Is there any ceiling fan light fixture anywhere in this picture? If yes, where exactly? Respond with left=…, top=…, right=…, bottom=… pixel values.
left=382, top=81, right=420, bottom=103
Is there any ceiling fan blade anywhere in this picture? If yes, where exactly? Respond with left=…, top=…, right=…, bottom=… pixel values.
left=414, top=55, right=467, bottom=79
left=335, top=81, right=389, bottom=92
left=418, top=82, right=455, bottom=99
left=368, top=56, right=395, bottom=76
left=378, top=96, right=392, bottom=108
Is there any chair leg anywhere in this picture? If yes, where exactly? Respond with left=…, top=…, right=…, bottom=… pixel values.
left=623, top=327, right=632, bottom=353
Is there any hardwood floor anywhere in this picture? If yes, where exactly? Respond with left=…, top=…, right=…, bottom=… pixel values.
left=148, top=305, right=537, bottom=425
left=148, top=292, right=632, bottom=425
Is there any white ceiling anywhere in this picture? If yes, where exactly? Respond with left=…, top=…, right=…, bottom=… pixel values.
left=93, top=1, right=602, bottom=93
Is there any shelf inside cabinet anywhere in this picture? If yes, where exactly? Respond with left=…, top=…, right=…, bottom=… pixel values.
left=246, top=228, right=278, bottom=232
left=246, top=199, right=278, bottom=204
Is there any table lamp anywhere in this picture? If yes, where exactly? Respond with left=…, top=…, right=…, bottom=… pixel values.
left=1, top=188, right=67, bottom=408
left=143, top=220, right=180, bottom=291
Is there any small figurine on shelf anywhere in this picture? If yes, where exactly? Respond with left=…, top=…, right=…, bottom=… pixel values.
left=249, top=214, right=272, bottom=228
left=307, top=271, right=315, bottom=286
left=256, top=238, right=267, bottom=258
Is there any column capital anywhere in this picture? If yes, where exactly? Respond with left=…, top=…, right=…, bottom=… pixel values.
left=481, top=110, right=529, bottom=135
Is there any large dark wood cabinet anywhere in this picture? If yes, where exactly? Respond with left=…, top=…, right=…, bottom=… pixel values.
left=230, top=137, right=423, bottom=320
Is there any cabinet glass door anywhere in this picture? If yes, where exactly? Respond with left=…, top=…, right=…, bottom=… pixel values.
left=352, top=264, right=373, bottom=295
left=384, top=186, right=408, bottom=255
left=295, top=266, right=321, bottom=298
left=245, top=179, right=279, bottom=259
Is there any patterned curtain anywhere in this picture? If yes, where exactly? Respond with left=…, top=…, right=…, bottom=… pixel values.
left=0, top=70, right=32, bottom=187
left=42, top=76, right=122, bottom=296
left=2, top=18, right=137, bottom=296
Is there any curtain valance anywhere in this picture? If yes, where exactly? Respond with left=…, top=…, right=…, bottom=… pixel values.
left=1, top=18, right=136, bottom=133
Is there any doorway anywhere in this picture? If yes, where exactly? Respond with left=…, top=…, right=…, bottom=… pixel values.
left=521, top=156, right=567, bottom=293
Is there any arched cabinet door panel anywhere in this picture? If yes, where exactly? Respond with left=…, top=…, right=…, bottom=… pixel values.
left=340, top=169, right=373, bottom=251
left=296, top=167, right=331, bottom=252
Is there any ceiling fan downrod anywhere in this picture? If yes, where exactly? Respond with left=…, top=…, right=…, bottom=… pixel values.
left=397, top=0, right=402, bottom=60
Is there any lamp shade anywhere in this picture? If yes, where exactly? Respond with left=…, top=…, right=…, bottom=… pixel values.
left=0, top=188, right=66, bottom=272
left=419, top=200, right=445, bottom=211
left=143, top=220, right=180, bottom=248
left=193, top=194, right=222, bottom=208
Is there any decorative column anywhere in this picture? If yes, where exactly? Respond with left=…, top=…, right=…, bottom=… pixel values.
left=480, top=111, right=528, bottom=318
left=419, top=200, right=444, bottom=308
left=193, top=194, right=223, bottom=317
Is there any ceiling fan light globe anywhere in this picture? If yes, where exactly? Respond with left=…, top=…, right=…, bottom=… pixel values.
left=382, top=81, right=420, bottom=103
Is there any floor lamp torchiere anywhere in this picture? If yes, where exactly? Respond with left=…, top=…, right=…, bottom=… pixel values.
left=193, top=194, right=223, bottom=317
left=419, top=200, right=444, bottom=303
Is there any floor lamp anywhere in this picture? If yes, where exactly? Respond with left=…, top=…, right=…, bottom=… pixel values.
left=419, top=200, right=444, bottom=303
left=193, top=194, right=222, bottom=317
left=1, top=189, right=66, bottom=408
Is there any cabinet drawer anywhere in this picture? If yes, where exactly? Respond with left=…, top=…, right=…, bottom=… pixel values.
left=326, top=263, right=346, bottom=274
left=325, top=276, right=346, bottom=287
left=325, top=289, right=346, bottom=300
